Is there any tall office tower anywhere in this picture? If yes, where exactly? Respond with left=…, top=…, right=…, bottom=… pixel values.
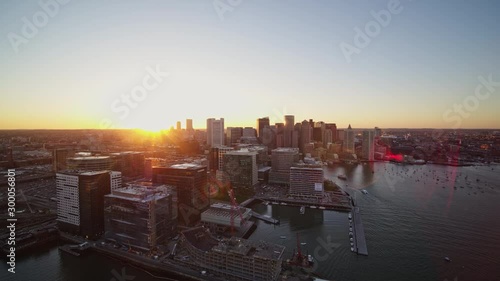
left=362, top=130, right=375, bottom=161
left=110, top=151, right=145, bottom=178
left=326, top=123, right=337, bottom=142
left=344, top=124, right=355, bottom=153
left=104, top=183, right=176, bottom=251
left=275, top=123, right=285, bottom=148
left=222, top=149, right=258, bottom=188
left=56, top=170, right=118, bottom=239
left=53, top=148, right=69, bottom=172
left=284, top=115, right=295, bottom=147
left=292, top=130, right=299, bottom=148
left=290, top=165, right=324, bottom=195
left=374, top=127, right=382, bottom=138
left=206, top=118, right=225, bottom=147
left=313, top=127, right=323, bottom=143
left=300, top=120, right=312, bottom=153
left=186, top=119, right=193, bottom=131
left=152, top=163, right=209, bottom=226
left=315, top=121, right=326, bottom=146
left=242, top=127, right=257, bottom=137
left=176, top=121, right=182, bottom=131
left=324, top=129, right=333, bottom=146
left=257, top=117, right=270, bottom=142
left=269, top=148, right=299, bottom=185
left=208, top=146, right=234, bottom=172
left=226, top=127, right=243, bottom=145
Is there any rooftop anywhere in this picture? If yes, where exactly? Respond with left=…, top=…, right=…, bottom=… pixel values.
left=169, top=163, right=205, bottom=170
left=182, top=227, right=285, bottom=261
left=57, top=170, right=110, bottom=176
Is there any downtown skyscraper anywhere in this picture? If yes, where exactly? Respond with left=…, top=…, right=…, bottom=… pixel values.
left=206, top=118, right=224, bottom=147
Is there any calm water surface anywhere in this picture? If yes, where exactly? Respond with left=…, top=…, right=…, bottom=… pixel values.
left=2, top=163, right=500, bottom=281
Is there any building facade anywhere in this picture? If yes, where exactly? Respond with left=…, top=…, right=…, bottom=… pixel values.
left=104, top=184, right=176, bottom=251
left=269, top=148, right=299, bottom=185
left=56, top=170, right=119, bottom=239
left=152, top=163, right=209, bottom=226
left=289, top=165, right=324, bottom=195
left=207, top=118, right=225, bottom=147
left=222, top=149, right=258, bottom=188
left=180, top=227, right=285, bottom=281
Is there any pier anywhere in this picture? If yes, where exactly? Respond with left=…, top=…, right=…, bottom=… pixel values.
left=250, top=211, right=280, bottom=224
left=351, top=207, right=368, bottom=256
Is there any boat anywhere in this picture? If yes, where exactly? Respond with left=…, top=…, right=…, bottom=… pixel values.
left=299, top=206, right=305, bottom=215
left=361, top=190, right=368, bottom=195
left=310, top=205, right=317, bottom=209
left=338, top=175, right=347, bottom=180
left=348, top=213, right=352, bottom=219
left=351, top=247, right=354, bottom=252
left=444, top=257, right=451, bottom=262
left=280, top=236, right=287, bottom=239
left=300, top=242, right=307, bottom=246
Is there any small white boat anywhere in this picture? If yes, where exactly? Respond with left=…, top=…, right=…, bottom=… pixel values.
left=444, top=257, right=451, bottom=262
left=300, top=206, right=305, bottom=215
left=348, top=213, right=352, bottom=219
left=361, top=190, right=368, bottom=195
left=280, top=236, right=287, bottom=239
left=300, top=242, right=307, bottom=246
left=351, top=247, right=354, bottom=252
left=310, top=206, right=317, bottom=209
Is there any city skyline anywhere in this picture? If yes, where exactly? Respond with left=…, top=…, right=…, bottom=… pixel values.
left=1, top=0, right=499, bottom=130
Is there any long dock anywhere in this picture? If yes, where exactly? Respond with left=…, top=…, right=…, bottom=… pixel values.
left=260, top=197, right=351, bottom=212
left=352, top=207, right=368, bottom=256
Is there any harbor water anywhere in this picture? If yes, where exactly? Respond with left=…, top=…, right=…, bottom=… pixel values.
left=2, top=163, right=500, bottom=281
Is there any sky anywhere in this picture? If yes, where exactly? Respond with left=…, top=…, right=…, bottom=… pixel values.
left=1, top=0, right=499, bottom=131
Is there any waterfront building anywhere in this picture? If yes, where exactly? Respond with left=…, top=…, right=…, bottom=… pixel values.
left=56, top=170, right=120, bottom=239
left=200, top=202, right=252, bottom=231
left=104, top=184, right=176, bottom=251
left=289, top=165, right=324, bottom=196
left=180, top=227, right=285, bottom=281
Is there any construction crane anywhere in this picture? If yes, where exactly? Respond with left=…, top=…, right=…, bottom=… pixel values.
left=19, top=189, right=34, bottom=213
left=228, top=188, right=245, bottom=236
